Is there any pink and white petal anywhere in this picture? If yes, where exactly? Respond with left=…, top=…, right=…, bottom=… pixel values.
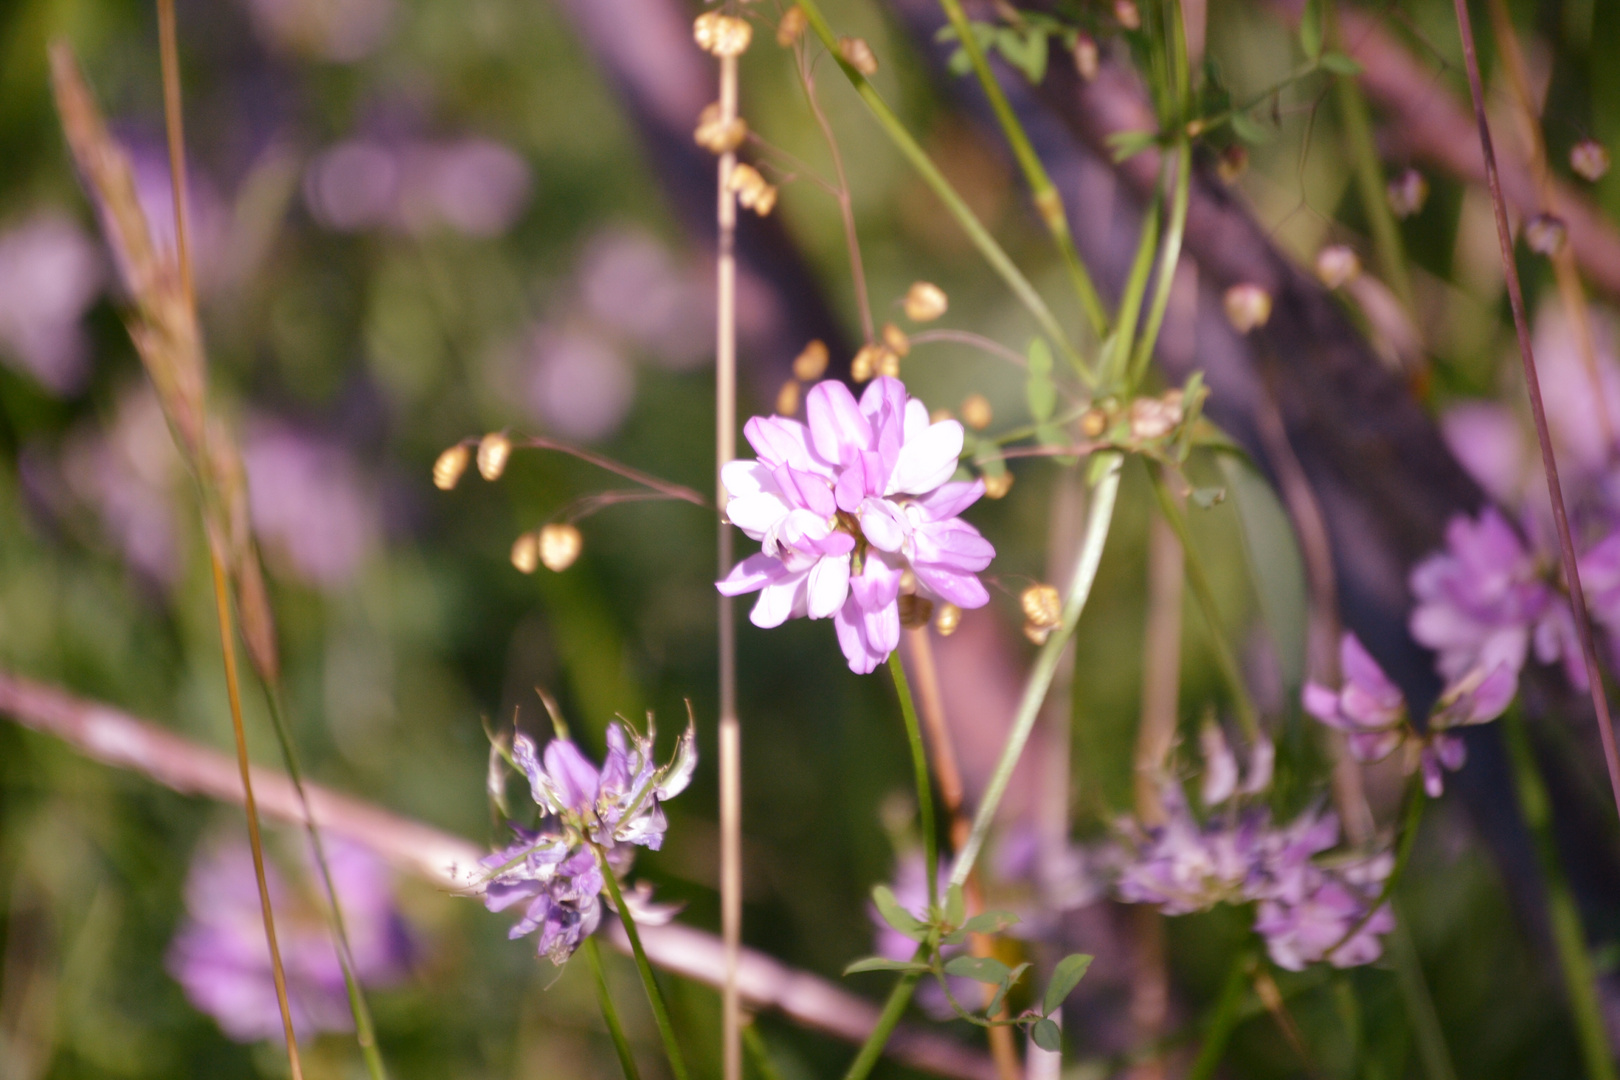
left=806, top=380, right=872, bottom=465
left=772, top=463, right=837, bottom=517
left=862, top=597, right=901, bottom=657
left=1301, top=682, right=1343, bottom=726
left=807, top=554, right=852, bottom=619
left=852, top=550, right=905, bottom=610
left=886, top=420, right=964, bottom=495
left=913, top=564, right=990, bottom=608
left=858, top=497, right=910, bottom=552
left=744, top=416, right=832, bottom=476
left=725, top=490, right=793, bottom=539
left=859, top=376, right=908, bottom=425
left=833, top=599, right=882, bottom=674
left=914, top=519, right=995, bottom=572
left=903, top=398, right=930, bottom=442
left=752, top=572, right=808, bottom=628
left=716, top=552, right=787, bottom=596
left=912, top=479, right=983, bottom=522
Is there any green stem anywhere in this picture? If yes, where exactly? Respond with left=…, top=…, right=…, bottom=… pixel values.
left=1109, top=199, right=1162, bottom=386
left=793, top=0, right=1091, bottom=383
left=594, top=847, right=692, bottom=1080
left=949, top=453, right=1123, bottom=887
left=934, top=0, right=1109, bottom=342
left=1503, top=711, right=1618, bottom=1080
left=843, top=962, right=925, bottom=1080
left=743, top=1022, right=787, bottom=1080
left=1129, top=137, right=1191, bottom=389
left=888, top=652, right=938, bottom=910
left=1145, top=466, right=1260, bottom=741
left=585, top=937, right=643, bottom=1080
left=1187, top=952, right=1250, bottom=1080
left=1387, top=912, right=1458, bottom=1080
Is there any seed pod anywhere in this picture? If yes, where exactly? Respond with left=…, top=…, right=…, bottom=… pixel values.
left=935, top=602, right=962, bottom=637
left=960, top=393, right=993, bottom=431
left=728, top=163, right=777, bottom=215
left=851, top=343, right=881, bottom=382
left=903, top=281, right=948, bottom=322
left=538, top=523, right=583, bottom=572
left=433, top=444, right=471, bottom=490
left=1314, top=245, right=1361, bottom=289
left=838, top=36, right=878, bottom=76
left=1386, top=168, right=1428, bottom=219
left=1216, top=144, right=1248, bottom=184
left=776, top=5, right=807, bottom=47
left=1022, top=584, right=1062, bottom=629
left=694, top=103, right=748, bottom=154
left=1128, top=395, right=1183, bottom=441
left=511, top=531, right=540, bottom=574
left=477, top=432, right=512, bottom=480
left=1571, top=139, right=1610, bottom=182
left=793, top=340, right=828, bottom=381
left=898, top=594, right=935, bottom=629
left=982, top=471, right=1014, bottom=499
left=1223, top=283, right=1273, bottom=334
left=1080, top=407, right=1108, bottom=438
left=875, top=346, right=901, bottom=378
left=694, top=12, right=752, bottom=57
left=775, top=379, right=802, bottom=417
left=881, top=322, right=911, bottom=358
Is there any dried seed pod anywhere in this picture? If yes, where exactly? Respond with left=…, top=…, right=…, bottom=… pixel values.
left=838, top=36, right=878, bottom=76
left=1080, top=407, right=1108, bottom=438
left=960, top=393, right=993, bottom=431
left=898, top=594, right=935, bottom=629
left=477, top=432, right=512, bottom=480
left=1024, top=623, right=1054, bottom=646
left=875, top=346, right=901, bottom=378
left=694, top=103, right=748, bottom=154
left=793, top=339, right=829, bottom=381
left=1386, top=168, right=1428, bottom=219
left=728, top=163, right=778, bottom=215
left=694, top=11, right=752, bottom=57
left=1072, top=33, right=1099, bottom=81
left=881, top=322, right=910, bottom=358
left=851, top=343, right=881, bottom=382
left=539, top=523, right=583, bottom=572
left=511, top=531, right=540, bottom=574
left=775, top=378, right=802, bottom=417
left=982, top=471, right=1014, bottom=499
left=433, top=444, right=471, bottom=490
left=935, top=601, right=962, bottom=637
left=776, top=5, right=807, bottom=46
left=1571, top=139, right=1611, bottom=182
left=903, top=281, right=948, bottom=322
left=1525, top=213, right=1567, bottom=256
left=1314, top=245, right=1361, bottom=289
left=1223, top=283, right=1273, bottom=334
left=1022, top=584, right=1062, bottom=629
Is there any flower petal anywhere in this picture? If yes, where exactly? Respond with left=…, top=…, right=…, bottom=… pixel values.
left=807, top=553, right=852, bottom=619
left=886, top=420, right=964, bottom=496
left=806, top=380, right=872, bottom=465
left=717, top=552, right=787, bottom=596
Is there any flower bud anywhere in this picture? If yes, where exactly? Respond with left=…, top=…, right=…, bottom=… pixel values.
left=881, top=322, right=910, bottom=358
left=903, top=281, right=948, bottom=322
left=1571, top=139, right=1610, bottom=182
left=1113, top=0, right=1141, bottom=29
left=960, top=393, right=993, bottom=431
left=1386, top=168, right=1428, bottom=219
left=775, top=378, right=801, bottom=417
left=793, top=339, right=829, bottom=381
left=477, top=432, right=512, bottom=480
left=511, top=531, right=540, bottom=574
left=1525, top=212, right=1567, bottom=256
left=935, top=601, right=962, bottom=637
left=982, top=471, right=1014, bottom=499
left=694, top=11, right=752, bottom=57
left=851, top=343, right=881, bottom=382
left=694, top=103, right=748, bottom=154
left=838, top=36, right=878, bottom=76
left=776, top=5, right=807, bottom=46
left=1022, top=583, right=1062, bottom=629
left=1072, top=33, right=1099, bottom=80
left=1223, top=283, right=1272, bottom=334
left=875, top=346, right=901, bottom=378
left=898, top=594, right=934, bottom=629
left=1314, top=244, right=1361, bottom=289
left=433, top=444, right=471, bottom=490
left=539, top=523, right=583, bottom=572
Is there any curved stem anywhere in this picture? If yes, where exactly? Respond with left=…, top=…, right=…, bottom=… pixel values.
left=586, top=937, right=643, bottom=1080
left=889, top=652, right=938, bottom=910
left=1129, top=138, right=1191, bottom=388
left=593, top=849, right=691, bottom=1080
left=795, top=45, right=874, bottom=344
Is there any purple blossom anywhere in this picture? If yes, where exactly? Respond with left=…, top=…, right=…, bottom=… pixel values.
left=1302, top=633, right=1407, bottom=763
left=0, top=211, right=103, bottom=395
left=1412, top=662, right=1516, bottom=797
left=1253, top=855, right=1393, bottom=971
left=1115, top=784, right=1267, bottom=915
left=243, top=421, right=378, bottom=588
left=167, top=835, right=412, bottom=1042
left=304, top=138, right=532, bottom=237
left=717, top=377, right=995, bottom=673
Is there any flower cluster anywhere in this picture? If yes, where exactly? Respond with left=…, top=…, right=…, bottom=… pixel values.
left=477, top=719, right=695, bottom=965
left=717, top=376, right=995, bottom=673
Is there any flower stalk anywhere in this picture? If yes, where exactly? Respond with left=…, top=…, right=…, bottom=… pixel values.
left=888, top=652, right=938, bottom=910
left=595, top=842, right=692, bottom=1080
left=585, top=937, right=643, bottom=1080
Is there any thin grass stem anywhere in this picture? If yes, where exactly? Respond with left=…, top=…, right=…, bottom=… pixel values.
left=1128, top=138, right=1190, bottom=388
left=586, top=937, right=643, bottom=1080
left=1387, top=913, right=1458, bottom=1080
left=1186, top=951, right=1250, bottom=1080
left=743, top=1021, right=787, bottom=1080
left=794, top=45, right=874, bottom=343
left=888, top=652, right=938, bottom=910
left=594, top=846, right=691, bottom=1080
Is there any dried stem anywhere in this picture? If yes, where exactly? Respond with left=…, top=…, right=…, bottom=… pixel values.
left=1447, top=0, right=1620, bottom=825
left=512, top=436, right=708, bottom=506
left=1134, top=515, right=1184, bottom=823
left=795, top=45, right=875, bottom=344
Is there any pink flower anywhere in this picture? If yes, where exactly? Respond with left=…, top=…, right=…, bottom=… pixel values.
left=717, top=377, right=994, bottom=673
left=1302, top=633, right=1407, bottom=763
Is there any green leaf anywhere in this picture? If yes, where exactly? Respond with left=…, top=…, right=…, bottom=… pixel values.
left=947, top=48, right=972, bottom=77
left=1027, top=336, right=1053, bottom=377
left=1107, top=129, right=1158, bottom=162
left=843, top=956, right=932, bottom=976
left=1031, top=1017, right=1063, bottom=1052
left=961, top=910, right=1022, bottom=935
left=1219, top=454, right=1308, bottom=698
left=944, top=954, right=1011, bottom=984
left=1300, top=0, right=1324, bottom=59
left=1043, top=953, right=1094, bottom=1016
left=986, top=961, right=1031, bottom=1016
left=1319, top=51, right=1364, bottom=75
left=944, top=884, right=966, bottom=928
left=1229, top=112, right=1271, bottom=145
left=871, top=885, right=927, bottom=941
left=1190, top=486, right=1226, bottom=509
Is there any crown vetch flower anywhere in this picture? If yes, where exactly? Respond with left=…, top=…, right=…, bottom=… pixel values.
left=1303, top=633, right=1408, bottom=763
left=1253, top=854, right=1393, bottom=971
left=717, top=376, right=995, bottom=673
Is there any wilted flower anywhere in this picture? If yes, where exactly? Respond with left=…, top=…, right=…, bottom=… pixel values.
left=1303, top=633, right=1407, bottom=762
left=717, top=376, right=994, bottom=673
left=903, top=281, right=949, bottom=322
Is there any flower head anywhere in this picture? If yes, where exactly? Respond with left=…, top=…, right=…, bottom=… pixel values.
left=1253, top=854, right=1393, bottom=971
left=1303, top=633, right=1407, bottom=762
left=718, top=377, right=994, bottom=673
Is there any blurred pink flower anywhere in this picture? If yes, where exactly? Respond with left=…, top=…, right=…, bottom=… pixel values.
left=244, top=422, right=378, bottom=588
left=0, top=212, right=103, bottom=395
left=522, top=328, right=636, bottom=441
left=304, top=138, right=532, bottom=237
left=578, top=227, right=713, bottom=370
left=242, top=0, right=394, bottom=61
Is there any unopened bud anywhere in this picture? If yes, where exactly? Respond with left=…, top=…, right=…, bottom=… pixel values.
left=898, top=594, right=935, bottom=629
left=511, top=531, right=540, bottom=574
left=1386, top=168, right=1428, bottom=219
left=539, top=522, right=583, bottom=572
left=1223, top=283, right=1273, bottom=333
left=793, top=339, right=829, bottom=381
left=1022, top=583, right=1062, bottom=629
left=695, top=102, right=748, bottom=154
left=477, top=432, right=512, bottom=480
left=1314, top=244, right=1361, bottom=289
left=1072, top=33, right=1099, bottom=80
left=1525, top=212, right=1567, bottom=256
left=851, top=343, right=881, bottom=382
left=1216, top=144, right=1248, bottom=184
left=433, top=444, right=471, bottom=490
left=961, top=393, right=993, bottom=430
left=881, top=322, right=910, bottom=358
left=1571, top=139, right=1610, bottom=182
left=1113, top=0, right=1140, bottom=29
left=875, top=346, right=901, bottom=378
left=694, top=11, right=752, bottom=56
left=982, top=471, right=1014, bottom=499
left=935, top=601, right=962, bottom=637
left=838, top=36, right=878, bottom=76
left=776, top=378, right=802, bottom=416
left=903, top=281, right=949, bottom=322
left=776, top=5, right=807, bottom=46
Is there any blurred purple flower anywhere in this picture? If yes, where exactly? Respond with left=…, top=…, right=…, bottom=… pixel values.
left=1253, top=855, right=1393, bottom=971
left=717, top=377, right=994, bottom=673
left=1302, top=633, right=1407, bottom=763
left=127, top=149, right=227, bottom=292
left=167, top=835, right=412, bottom=1042
left=1441, top=403, right=1530, bottom=510
left=1115, top=784, right=1266, bottom=915
left=578, top=227, right=713, bottom=370
left=244, top=421, right=378, bottom=589
left=304, top=138, right=531, bottom=237
left=0, top=212, right=103, bottom=395
left=243, top=0, right=394, bottom=61
left=523, top=327, right=637, bottom=441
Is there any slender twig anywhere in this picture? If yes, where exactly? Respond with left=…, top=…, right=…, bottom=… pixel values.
left=1135, top=514, right=1184, bottom=821
left=1387, top=914, right=1458, bottom=1080
left=795, top=45, right=874, bottom=344
left=1129, top=138, right=1191, bottom=388
left=1448, top=0, right=1620, bottom=825
left=513, top=436, right=708, bottom=507
left=594, top=846, right=692, bottom=1080
left=586, top=937, right=643, bottom=1080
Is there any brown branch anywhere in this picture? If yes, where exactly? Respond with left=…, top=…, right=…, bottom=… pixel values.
left=0, top=670, right=997, bottom=1080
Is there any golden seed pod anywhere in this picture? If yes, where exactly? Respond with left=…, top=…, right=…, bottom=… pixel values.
left=477, top=432, right=512, bottom=480
left=776, top=378, right=802, bottom=417
left=694, top=11, right=753, bottom=57
left=875, top=346, right=901, bottom=378
left=1525, top=213, right=1567, bottom=257
left=1222, top=283, right=1273, bottom=334
left=433, top=444, right=471, bottom=490
left=935, top=601, right=962, bottom=637
left=728, top=163, right=777, bottom=215
left=792, top=339, right=829, bottom=381
left=1386, top=168, right=1428, bottom=219
left=1113, top=0, right=1141, bottom=30
left=960, top=393, right=993, bottom=431
left=1021, top=583, right=1062, bottom=629
left=903, top=281, right=948, bottom=322
left=1314, top=245, right=1361, bottom=289
left=838, top=36, right=878, bottom=76
left=694, top=103, right=748, bottom=154
left=930, top=407, right=955, bottom=424
left=1024, top=623, right=1054, bottom=646
left=982, top=471, right=1014, bottom=499
left=1571, top=139, right=1611, bottom=182
left=1072, top=33, right=1099, bottom=80
left=776, top=5, right=807, bottom=46
left=898, top=594, right=935, bottom=629
left=851, top=343, right=881, bottom=382
left=511, top=531, right=540, bottom=574
left=1080, top=407, right=1109, bottom=438
left=881, top=322, right=911, bottom=358
left=539, top=523, right=583, bottom=572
